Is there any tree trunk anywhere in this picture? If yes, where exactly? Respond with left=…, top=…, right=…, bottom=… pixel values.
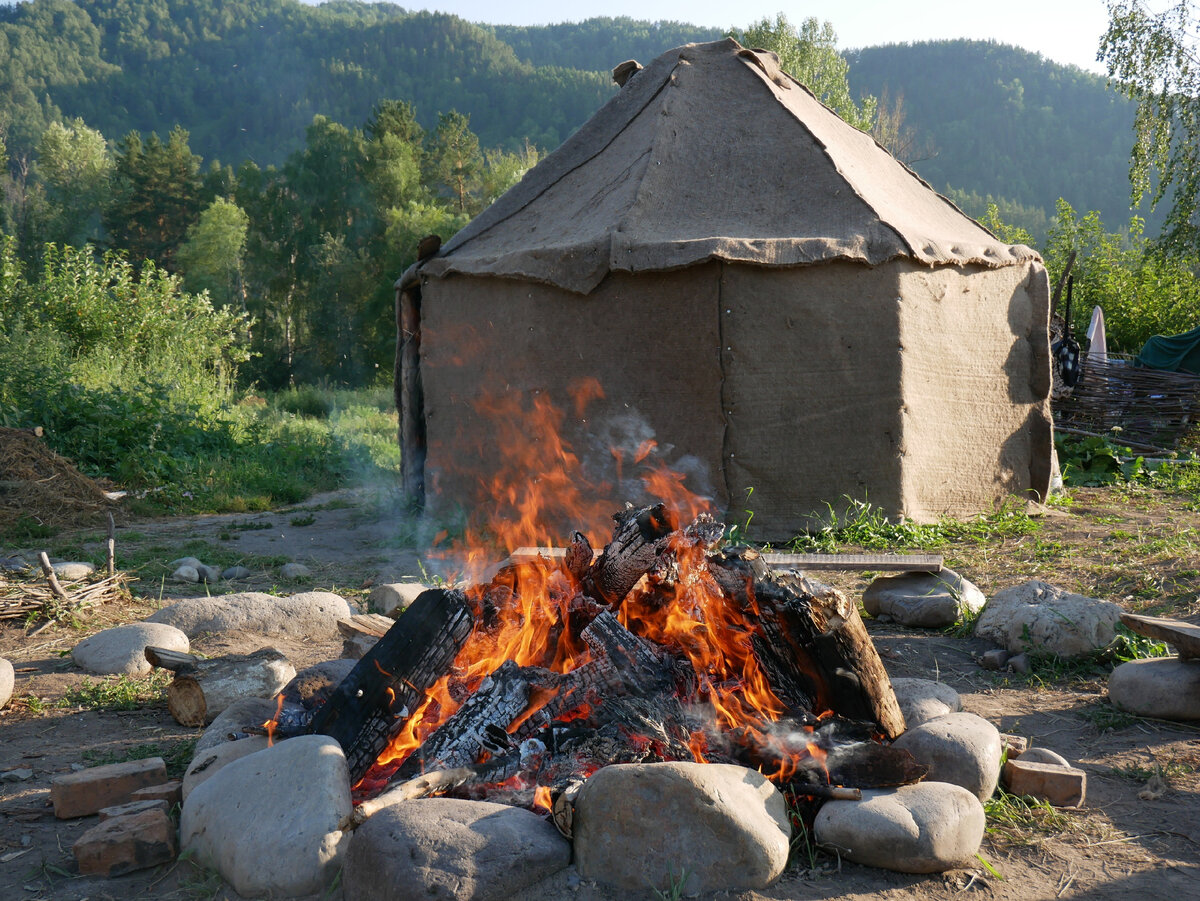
left=156, top=648, right=295, bottom=727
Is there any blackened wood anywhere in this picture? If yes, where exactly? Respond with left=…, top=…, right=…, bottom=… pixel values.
left=709, top=551, right=906, bottom=739
left=564, top=532, right=594, bottom=582
left=582, top=504, right=676, bottom=606
left=311, top=588, right=473, bottom=784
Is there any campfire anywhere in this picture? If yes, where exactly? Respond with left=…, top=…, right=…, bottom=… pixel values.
left=259, top=387, right=926, bottom=830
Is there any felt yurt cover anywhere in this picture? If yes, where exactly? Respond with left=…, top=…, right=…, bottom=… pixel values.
left=402, top=39, right=1053, bottom=538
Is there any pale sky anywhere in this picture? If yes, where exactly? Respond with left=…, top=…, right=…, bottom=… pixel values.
left=398, top=0, right=1114, bottom=74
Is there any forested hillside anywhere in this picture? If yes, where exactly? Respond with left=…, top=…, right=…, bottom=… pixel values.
left=846, top=40, right=1148, bottom=236
left=492, top=17, right=721, bottom=71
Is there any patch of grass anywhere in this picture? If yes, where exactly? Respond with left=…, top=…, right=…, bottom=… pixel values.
left=82, top=737, right=199, bottom=778
left=984, top=787, right=1074, bottom=847
left=650, top=865, right=690, bottom=901
left=1111, top=759, right=1196, bottom=782
left=289, top=513, right=317, bottom=527
left=18, top=694, right=50, bottom=714
left=1078, top=699, right=1142, bottom=732
left=63, top=672, right=169, bottom=711
left=0, top=515, right=60, bottom=543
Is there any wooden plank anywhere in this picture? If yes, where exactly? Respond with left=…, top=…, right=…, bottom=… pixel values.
left=509, top=547, right=941, bottom=572
left=1120, top=612, right=1200, bottom=659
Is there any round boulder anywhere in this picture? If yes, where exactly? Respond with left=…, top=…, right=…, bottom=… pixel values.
left=974, top=580, right=1121, bottom=657
left=344, top=797, right=570, bottom=901
left=863, top=568, right=985, bottom=628
left=891, top=712, right=1002, bottom=801
left=572, top=762, right=790, bottom=895
left=1109, top=657, right=1200, bottom=721
left=814, top=781, right=985, bottom=873
left=0, top=657, right=14, bottom=709
left=53, top=561, right=95, bottom=581
left=72, top=622, right=190, bottom=676
left=180, top=735, right=351, bottom=898
left=889, top=677, right=962, bottom=728
left=146, top=591, right=352, bottom=639
left=196, top=696, right=282, bottom=755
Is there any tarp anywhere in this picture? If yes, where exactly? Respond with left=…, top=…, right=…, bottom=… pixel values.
left=420, top=39, right=1039, bottom=295
left=1136, top=324, right=1200, bottom=374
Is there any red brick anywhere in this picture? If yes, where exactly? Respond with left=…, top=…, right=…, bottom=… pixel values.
left=73, top=808, right=177, bottom=876
left=51, top=757, right=168, bottom=819
left=98, top=798, right=170, bottom=822
left=130, top=780, right=182, bottom=807
left=1003, top=758, right=1087, bottom=808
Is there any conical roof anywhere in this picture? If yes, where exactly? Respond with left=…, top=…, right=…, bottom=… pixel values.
left=421, top=38, right=1038, bottom=295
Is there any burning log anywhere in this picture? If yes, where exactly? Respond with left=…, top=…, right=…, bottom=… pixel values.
left=310, top=588, right=474, bottom=784
left=145, top=647, right=295, bottom=727
left=580, top=503, right=675, bottom=605
left=708, top=550, right=907, bottom=739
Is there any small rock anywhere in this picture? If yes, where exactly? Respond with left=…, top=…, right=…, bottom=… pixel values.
left=369, top=582, right=429, bottom=617
left=889, top=678, right=961, bottom=728
left=52, top=561, right=95, bottom=581
left=572, top=762, right=790, bottom=894
left=221, top=565, right=252, bottom=580
left=891, top=712, right=1002, bottom=801
left=1, top=768, right=33, bottom=782
left=980, top=648, right=1011, bottom=671
left=172, top=565, right=200, bottom=584
left=183, top=737, right=270, bottom=801
left=974, top=580, right=1122, bottom=657
left=0, top=656, right=13, bottom=710
left=1018, top=747, right=1071, bottom=768
left=169, top=557, right=204, bottom=570
left=146, top=591, right=352, bottom=639
left=195, top=564, right=222, bottom=583
left=1009, top=652, right=1031, bottom=674
left=180, top=735, right=351, bottom=898
left=1109, top=657, right=1200, bottom=721
left=344, top=797, right=570, bottom=901
left=863, top=568, right=985, bottom=628
left=280, top=562, right=312, bottom=580
left=71, top=623, right=190, bottom=676
left=814, top=782, right=985, bottom=873
left=1, top=555, right=30, bottom=574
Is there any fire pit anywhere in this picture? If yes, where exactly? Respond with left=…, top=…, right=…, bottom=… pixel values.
left=266, top=501, right=925, bottom=825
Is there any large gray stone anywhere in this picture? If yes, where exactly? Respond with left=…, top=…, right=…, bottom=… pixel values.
left=53, top=561, right=95, bottom=581
left=369, top=582, right=428, bottom=617
left=280, top=562, right=312, bottom=580
left=974, top=580, right=1122, bottom=657
left=72, top=623, right=190, bottom=676
left=1109, top=657, right=1200, bottom=721
left=889, top=677, right=962, bottom=728
left=182, top=736, right=270, bottom=801
left=196, top=696, right=281, bottom=754
left=146, top=590, right=352, bottom=639
left=0, top=657, right=13, bottom=710
left=573, top=762, right=790, bottom=895
left=180, top=735, right=350, bottom=897
left=344, top=797, right=570, bottom=901
left=814, top=781, right=985, bottom=873
left=863, top=569, right=985, bottom=628
left=891, top=712, right=1002, bottom=801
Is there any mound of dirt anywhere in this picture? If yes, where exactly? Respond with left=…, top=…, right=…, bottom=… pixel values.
left=0, top=427, right=117, bottom=529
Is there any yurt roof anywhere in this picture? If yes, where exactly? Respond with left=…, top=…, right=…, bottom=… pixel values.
left=419, top=38, right=1039, bottom=295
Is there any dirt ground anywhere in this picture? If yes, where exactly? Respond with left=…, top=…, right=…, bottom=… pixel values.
left=1, top=487, right=1199, bottom=901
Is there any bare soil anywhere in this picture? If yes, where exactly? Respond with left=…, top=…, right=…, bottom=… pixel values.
left=1, top=487, right=1199, bottom=901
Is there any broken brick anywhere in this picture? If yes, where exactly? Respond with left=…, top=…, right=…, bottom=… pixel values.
left=1002, top=758, right=1087, bottom=808
left=51, top=757, right=168, bottom=819
left=130, top=780, right=182, bottom=807
left=73, top=808, right=177, bottom=876
left=98, top=798, right=170, bottom=822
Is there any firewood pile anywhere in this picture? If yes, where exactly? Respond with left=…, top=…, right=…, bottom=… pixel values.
left=262, top=503, right=927, bottom=818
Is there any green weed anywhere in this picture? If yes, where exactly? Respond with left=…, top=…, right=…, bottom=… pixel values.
left=82, top=737, right=199, bottom=778
left=63, top=673, right=169, bottom=711
left=984, top=787, right=1073, bottom=847
left=650, top=865, right=690, bottom=901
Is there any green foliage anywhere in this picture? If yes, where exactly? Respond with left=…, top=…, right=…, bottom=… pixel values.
left=1042, top=200, right=1200, bottom=353
left=731, top=14, right=876, bottom=131
left=1101, top=0, right=1200, bottom=255
left=176, top=196, right=249, bottom=307
left=1054, top=431, right=1147, bottom=486
left=82, top=737, right=199, bottom=778
left=984, top=786, right=1073, bottom=846
left=64, top=673, right=169, bottom=711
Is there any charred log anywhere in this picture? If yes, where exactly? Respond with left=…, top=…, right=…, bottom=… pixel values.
left=581, top=503, right=676, bottom=606
left=310, top=588, right=473, bottom=784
